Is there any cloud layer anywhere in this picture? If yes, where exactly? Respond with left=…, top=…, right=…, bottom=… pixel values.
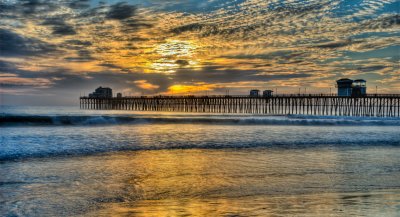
left=0, top=0, right=399, bottom=105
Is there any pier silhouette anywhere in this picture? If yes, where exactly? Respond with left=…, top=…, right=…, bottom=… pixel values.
left=80, top=94, right=400, bottom=117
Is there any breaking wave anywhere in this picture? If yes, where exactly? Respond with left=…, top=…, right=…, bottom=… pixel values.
left=1, top=114, right=400, bottom=126
left=1, top=137, right=400, bottom=162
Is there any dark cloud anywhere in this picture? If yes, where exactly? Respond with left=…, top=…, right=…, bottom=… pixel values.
left=0, top=29, right=55, bottom=56
left=272, top=2, right=330, bottom=17
left=357, top=65, right=388, bottom=72
left=362, top=14, right=400, bottom=29
left=0, top=60, right=15, bottom=71
left=41, top=17, right=66, bottom=26
left=42, top=18, right=76, bottom=35
left=52, top=25, right=76, bottom=35
left=175, top=60, right=189, bottom=66
left=0, top=2, right=16, bottom=16
left=0, top=0, right=86, bottom=17
left=170, top=23, right=210, bottom=34
left=127, top=37, right=149, bottom=42
left=0, top=83, right=42, bottom=88
left=0, top=59, right=49, bottom=79
left=314, top=41, right=350, bottom=49
left=98, top=63, right=122, bottom=69
left=104, top=2, right=153, bottom=32
left=106, top=2, right=137, bottom=20
left=171, top=21, right=264, bottom=38
left=121, top=19, right=153, bottom=30
left=19, top=0, right=58, bottom=15
left=60, top=40, right=92, bottom=51
left=68, top=0, right=91, bottom=9
left=313, top=40, right=363, bottom=49
left=65, top=50, right=94, bottom=62
left=78, top=4, right=108, bottom=21
left=64, top=40, right=92, bottom=46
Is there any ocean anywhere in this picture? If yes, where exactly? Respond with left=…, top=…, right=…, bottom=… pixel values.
left=1, top=106, right=400, bottom=216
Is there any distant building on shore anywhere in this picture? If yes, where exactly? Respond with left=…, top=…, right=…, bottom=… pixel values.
left=336, top=78, right=366, bottom=97
left=89, top=86, right=112, bottom=98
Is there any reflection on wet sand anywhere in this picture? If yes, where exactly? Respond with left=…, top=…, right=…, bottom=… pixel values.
left=2, top=147, right=399, bottom=216
left=91, top=149, right=400, bottom=216
left=97, top=191, right=400, bottom=216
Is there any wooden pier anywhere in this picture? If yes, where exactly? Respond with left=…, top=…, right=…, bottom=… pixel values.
left=80, top=94, right=400, bottom=117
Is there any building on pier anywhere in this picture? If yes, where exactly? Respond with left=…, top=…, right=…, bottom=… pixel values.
left=352, top=79, right=367, bottom=97
left=336, top=78, right=353, bottom=96
left=250, top=89, right=260, bottom=97
left=263, top=90, right=274, bottom=97
left=336, top=78, right=367, bottom=97
left=117, top=93, right=122, bottom=98
left=88, top=86, right=112, bottom=98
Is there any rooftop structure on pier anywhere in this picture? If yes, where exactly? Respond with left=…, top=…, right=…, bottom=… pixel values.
left=89, top=86, right=112, bottom=98
left=250, top=89, right=260, bottom=97
left=352, top=79, right=367, bottom=96
left=263, top=90, right=274, bottom=97
left=336, top=78, right=367, bottom=97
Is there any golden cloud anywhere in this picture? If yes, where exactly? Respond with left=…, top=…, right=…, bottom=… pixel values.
left=132, top=80, right=160, bottom=90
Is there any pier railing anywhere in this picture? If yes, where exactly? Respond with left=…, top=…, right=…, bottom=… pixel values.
left=80, top=94, right=400, bottom=117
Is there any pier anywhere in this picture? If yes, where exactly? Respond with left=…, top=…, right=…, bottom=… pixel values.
left=80, top=94, right=400, bottom=117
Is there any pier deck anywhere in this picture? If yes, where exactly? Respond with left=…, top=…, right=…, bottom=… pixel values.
left=80, top=94, right=400, bottom=117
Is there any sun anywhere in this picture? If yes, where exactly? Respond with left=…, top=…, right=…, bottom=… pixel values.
left=155, top=40, right=197, bottom=57
left=146, top=40, right=200, bottom=73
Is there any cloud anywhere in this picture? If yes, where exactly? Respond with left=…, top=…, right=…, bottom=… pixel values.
left=63, top=39, right=92, bottom=46
left=357, top=65, right=388, bottom=72
left=64, top=49, right=94, bottom=62
left=0, top=75, right=53, bottom=88
left=361, top=14, right=400, bottom=29
left=0, top=73, right=18, bottom=77
left=313, top=40, right=363, bottom=49
left=0, top=29, right=56, bottom=56
left=170, top=23, right=212, bottom=34
left=106, top=2, right=137, bottom=20
left=52, top=24, right=76, bottom=35
left=131, top=80, right=160, bottom=90
left=1, top=0, right=400, bottom=104
left=164, top=83, right=219, bottom=95
left=0, top=60, right=16, bottom=71
left=41, top=17, right=76, bottom=35
left=19, top=0, right=58, bottom=15
left=175, top=59, right=189, bottom=66
left=68, top=0, right=90, bottom=9
left=120, top=19, right=153, bottom=31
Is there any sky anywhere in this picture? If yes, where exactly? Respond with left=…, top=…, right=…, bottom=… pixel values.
left=0, top=0, right=399, bottom=105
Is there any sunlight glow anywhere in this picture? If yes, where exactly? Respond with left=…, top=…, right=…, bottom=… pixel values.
left=155, top=40, right=197, bottom=57
left=145, top=40, right=201, bottom=73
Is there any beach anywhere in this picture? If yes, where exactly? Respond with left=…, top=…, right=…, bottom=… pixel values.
left=1, top=106, right=400, bottom=216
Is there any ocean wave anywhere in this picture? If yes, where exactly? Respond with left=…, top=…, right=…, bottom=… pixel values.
left=1, top=139, right=399, bottom=162
left=1, top=114, right=400, bottom=126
